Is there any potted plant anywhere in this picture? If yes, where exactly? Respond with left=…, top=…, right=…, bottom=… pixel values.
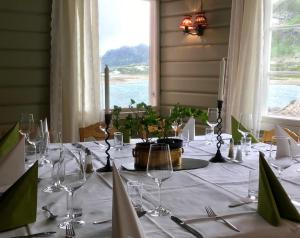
left=157, top=103, right=207, bottom=166
left=112, top=100, right=207, bottom=169
left=112, top=100, right=160, bottom=169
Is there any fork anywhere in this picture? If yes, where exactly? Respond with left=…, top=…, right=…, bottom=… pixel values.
left=204, top=206, right=240, bottom=232
left=66, top=223, right=75, bottom=237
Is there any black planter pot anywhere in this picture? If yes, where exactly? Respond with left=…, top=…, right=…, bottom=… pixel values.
left=156, top=138, right=183, bottom=150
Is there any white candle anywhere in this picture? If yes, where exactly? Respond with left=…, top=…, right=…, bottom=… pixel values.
left=217, top=58, right=226, bottom=101
left=104, top=65, right=110, bottom=113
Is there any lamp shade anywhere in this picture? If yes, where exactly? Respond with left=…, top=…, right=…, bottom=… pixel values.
left=194, top=12, right=208, bottom=29
left=179, top=15, right=193, bottom=31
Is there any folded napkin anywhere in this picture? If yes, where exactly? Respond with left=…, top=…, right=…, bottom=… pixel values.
left=0, top=161, right=38, bottom=232
left=181, top=117, right=195, bottom=141
left=112, top=164, right=146, bottom=238
left=231, top=116, right=259, bottom=144
left=0, top=123, right=20, bottom=159
left=257, top=152, right=300, bottom=226
left=0, top=123, right=25, bottom=188
left=275, top=125, right=300, bottom=158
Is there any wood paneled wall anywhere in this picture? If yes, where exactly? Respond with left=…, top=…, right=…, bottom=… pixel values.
left=159, top=0, right=231, bottom=131
left=0, top=0, right=51, bottom=133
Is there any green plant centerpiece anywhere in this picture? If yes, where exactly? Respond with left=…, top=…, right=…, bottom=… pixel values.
left=112, top=100, right=207, bottom=169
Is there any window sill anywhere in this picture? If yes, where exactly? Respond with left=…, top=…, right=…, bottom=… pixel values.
left=261, top=115, right=300, bottom=131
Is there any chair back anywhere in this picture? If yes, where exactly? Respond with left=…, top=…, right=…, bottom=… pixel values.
left=79, top=122, right=116, bottom=142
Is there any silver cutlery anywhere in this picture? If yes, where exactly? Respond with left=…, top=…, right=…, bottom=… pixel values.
left=66, top=223, right=75, bottom=238
left=41, top=205, right=57, bottom=219
left=205, top=206, right=240, bottom=232
left=9, top=231, right=56, bottom=237
left=171, top=215, right=203, bottom=238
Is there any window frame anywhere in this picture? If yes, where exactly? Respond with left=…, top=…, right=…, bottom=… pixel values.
left=262, top=0, right=300, bottom=128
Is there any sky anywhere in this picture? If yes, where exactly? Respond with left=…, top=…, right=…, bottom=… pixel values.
left=99, top=0, right=150, bottom=56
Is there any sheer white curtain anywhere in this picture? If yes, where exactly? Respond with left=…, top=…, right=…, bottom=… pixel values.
left=50, top=0, right=102, bottom=142
left=224, top=0, right=266, bottom=136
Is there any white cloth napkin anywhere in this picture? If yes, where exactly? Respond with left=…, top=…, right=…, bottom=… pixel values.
left=275, top=125, right=300, bottom=158
left=43, top=118, right=49, bottom=133
left=112, top=164, right=146, bottom=238
left=0, top=136, right=25, bottom=192
left=181, top=117, right=195, bottom=141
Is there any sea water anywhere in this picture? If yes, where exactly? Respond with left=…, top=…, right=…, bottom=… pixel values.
left=110, top=79, right=300, bottom=111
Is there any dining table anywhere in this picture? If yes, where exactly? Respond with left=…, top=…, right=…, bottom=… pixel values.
left=1, top=134, right=300, bottom=238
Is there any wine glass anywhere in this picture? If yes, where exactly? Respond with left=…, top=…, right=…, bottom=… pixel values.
left=238, top=113, right=253, bottom=140
left=146, top=143, right=173, bottom=216
left=42, top=145, right=65, bottom=193
left=20, top=113, right=37, bottom=167
left=171, top=119, right=182, bottom=138
left=268, top=136, right=294, bottom=180
left=206, top=108, right=218, bottom=134
left=59, top=150, right=86, bottom=228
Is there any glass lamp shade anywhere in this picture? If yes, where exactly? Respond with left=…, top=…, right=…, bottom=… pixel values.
left=179, top=15, right=193, bottom=31
left=194, top=12, right=208, bottom=29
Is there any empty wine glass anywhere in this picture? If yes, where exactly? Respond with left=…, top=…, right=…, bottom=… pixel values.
left=238, top=113, right=253, bottom=140
left=268, top=136, right=294, bottom=180
left=147, top=143, right=173, bottom=216
left=42, top=147, right=65, bottom=193
left=20, top=113, right=37, bottom=167
left=206, top=108, right=218, bottom=134
left=171, top=119, right=182, bottom=138
left=59, top=150, right=86, bottom=228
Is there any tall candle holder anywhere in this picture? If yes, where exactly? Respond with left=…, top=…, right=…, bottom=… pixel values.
left=97, top=113, right=113, bottom=172
left=210, top=100, right=226, bottom=163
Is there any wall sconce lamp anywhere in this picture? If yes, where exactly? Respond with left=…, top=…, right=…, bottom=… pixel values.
left=179, top=1, right=208, bottom=36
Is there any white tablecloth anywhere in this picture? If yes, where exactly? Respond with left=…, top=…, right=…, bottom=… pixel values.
left=1, top=135, right=300, bottom=237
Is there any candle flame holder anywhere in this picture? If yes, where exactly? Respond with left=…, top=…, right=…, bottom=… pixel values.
left=97, top=113, right=113, bottom=172
left=210, top=100, right=226, bottom=163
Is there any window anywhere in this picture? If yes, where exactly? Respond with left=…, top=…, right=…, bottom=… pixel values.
left=99, top=0, right=157, bottom=108
left=266, top=0, right=300, bottom=119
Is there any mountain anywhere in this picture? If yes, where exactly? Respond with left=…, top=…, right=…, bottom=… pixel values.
left=101, top=44, right=149, bottom=68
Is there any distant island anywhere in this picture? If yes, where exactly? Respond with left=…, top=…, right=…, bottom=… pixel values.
left=101, top=44, right=149, bottom=68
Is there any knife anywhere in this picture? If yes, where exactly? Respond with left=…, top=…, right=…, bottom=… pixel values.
left=171, top=216, right=203, bottom=238
left=9, top=231, right=56, bottom=238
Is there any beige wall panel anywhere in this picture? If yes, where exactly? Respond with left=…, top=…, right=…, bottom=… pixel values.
left=0, top=104, right=49, bottom=125
left=161, top=28, right=229, bottom=47
left=0, top=87, right=49, bottom=105
left=0, top=12, right=50, bottom=32
left=161, top=44, right=228, bottom=61
left=0, top=0, right=51, bottom=13
left=0, top=51, right=49, bottom=68
left=161, top=91, right=216, bottom=108
left=0, top=31, right=49, bottom=50
left=0, top=69, right=49, bottom=86
left=161, top=61, right=219, bottom=77
left=161, top=9, right=231, bottom=31
left=161, top=76, right=218, bottom=93
left=161, top=0, right=232, bottom=17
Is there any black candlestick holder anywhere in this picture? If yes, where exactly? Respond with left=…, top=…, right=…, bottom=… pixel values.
left=97, top=113, right=113, bottom=172
left=210, top=100, right=226, bottom=163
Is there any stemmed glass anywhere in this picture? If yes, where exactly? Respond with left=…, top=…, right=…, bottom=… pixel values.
left=20, top=113, right=37, bottom=166
left=268, top=136, right=294, bottom=180
left=238, top=113, right=253, bottom=140
left=206, top=108, right=218, bottom=134
left=59, top=150, right=86, bottom=228
left=42, top=138, right=64, bottom=193
left=171, top=119, right=182, bottom=138
left=146, top=143, right=173, bottom=216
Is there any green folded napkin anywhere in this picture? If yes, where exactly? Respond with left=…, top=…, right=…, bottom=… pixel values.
left=231, top=116, right=259, bottom=144
left=257, top=152, right=300, bottom=226
left=0, top=123, right=20, bottom=159
left=0, top=161, right=38, bottom=232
